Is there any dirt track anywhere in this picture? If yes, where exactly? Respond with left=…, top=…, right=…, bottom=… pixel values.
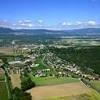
left=27, top=82, right=90, bottom=100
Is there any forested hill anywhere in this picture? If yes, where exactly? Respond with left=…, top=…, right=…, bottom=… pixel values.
left=0, top=27, right=100, bottom=36
left=49, top=46, right=100, bottom=74
left=0, top=27, right=14, bottom=34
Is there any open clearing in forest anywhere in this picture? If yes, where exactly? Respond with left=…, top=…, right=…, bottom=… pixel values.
left=28, top=82, right=91, bottom=100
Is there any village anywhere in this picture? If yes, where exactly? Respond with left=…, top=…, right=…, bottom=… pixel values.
left=1, top=43, right=99, bottom=82
left=0, top=41, right=100, bottom=100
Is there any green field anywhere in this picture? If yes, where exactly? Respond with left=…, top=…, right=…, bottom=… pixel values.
left=0, top=75, right=5, bottom=81
left=90, top=80, right=100, bottom=93
left=30, top=75, right=79, bottom=86
left=45, top=89, right=100, bottom=100
left=34, top=57, right=47, bottom=69
left=0, top=82, right=8, bottom=100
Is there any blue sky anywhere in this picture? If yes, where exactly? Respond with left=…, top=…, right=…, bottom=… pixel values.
left=0, top=0, right=100, bottom=29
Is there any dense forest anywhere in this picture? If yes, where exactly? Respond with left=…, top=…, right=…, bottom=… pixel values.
left=49, top=46, right=100, bottom=74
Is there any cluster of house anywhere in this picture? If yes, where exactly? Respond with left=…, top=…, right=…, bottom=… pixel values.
left=65, top=64, right=100, bottom=80
left=45, top=52, right=66, bottom=68
left=41, top=52, right=100, bottom=80
left=33, top=69, right=51, bottom=77
left=4, top=44, right=100, bottom=81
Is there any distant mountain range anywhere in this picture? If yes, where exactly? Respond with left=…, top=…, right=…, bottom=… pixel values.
left=0, top=27, right=100, bottom=38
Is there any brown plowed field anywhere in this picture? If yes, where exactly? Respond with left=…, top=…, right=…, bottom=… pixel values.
left=27, top=82, right=90, bottom=100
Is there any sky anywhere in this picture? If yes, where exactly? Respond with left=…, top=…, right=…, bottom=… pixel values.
left=0, top=0, right=100, bottom=29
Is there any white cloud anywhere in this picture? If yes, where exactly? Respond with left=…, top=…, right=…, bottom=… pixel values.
left=61, top=22, right=67, bottom=26
left=61, top=21, right=82, bottom=27
left=18, top=20, right=23, bottom=23
left=0, top=19, right=99, bottom=29
left=20, top=23, right=33, bottom=27
left=66, top=22, right=72, bottom=26
left=58, top=20, right=99, bottom=29
left=87, top=21, right=96, bottom=25
left=18, top=20, right=32, bottom=23
left=13, top=19, right=45, bottom=29
left=24, top=20, right=32, bottom=23
left=18, top=20, right=31, bottom=24
left=75, top=21, right=83, bottom=25
left=14, top=20, right=33, bottom=28
left=61, top=22, right=72, bottom=26
left=0, top=20, right=11, bottom=28
left=37, top=19, right=43, bottom=23
left=33, top=19, right=44, bottom=28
